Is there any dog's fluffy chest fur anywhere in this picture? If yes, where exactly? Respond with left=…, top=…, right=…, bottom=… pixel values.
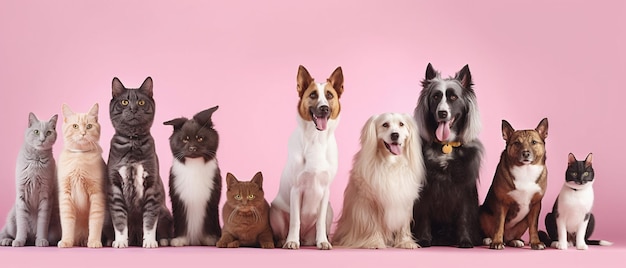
left=171, top=158, right=218, bottom=240
left=506, top=164, right=544, bottom=227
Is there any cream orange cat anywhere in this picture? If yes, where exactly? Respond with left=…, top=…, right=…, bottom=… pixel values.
left=57, top=103, right=107, bottom=248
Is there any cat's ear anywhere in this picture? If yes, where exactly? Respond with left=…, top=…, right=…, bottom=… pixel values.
left=251, top=172, right=263, bottom=189
left=568, top=153, right=577, bottom=167
left=501, top=120, right=515, bottom=142
left=62, top=104, right=75, bottom=122
left=297, top=65, right=314, bottom=98
left=455, top=64, right=472, bottom=89
left=140, top=77, right=153, bottom=98
left=193, top=106, right=219, bottom=128
left=49, top=114, right=59, bottom=128
left=535, top=118, right=548, bottom=140
left=112, top=77, right=126, bottom=98
left=28, top=112, right=39, bottom=128
left=584, top=153, right=593, bottom=168
left=226, top=173, right=238, bottom=190
left=88, top=103, right=99, bottom=121
left=163, top=117, right=187, bottom=131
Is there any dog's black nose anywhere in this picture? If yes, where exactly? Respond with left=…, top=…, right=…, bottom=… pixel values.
left=319, top=105, right=329, bottom=114
left=391, top=132, right=399, bottom=141
left=522, top=150, right=531, bottom=158
left=437, top=111, right=448, bottom=119
left=189, top=146, right=197, bottom=152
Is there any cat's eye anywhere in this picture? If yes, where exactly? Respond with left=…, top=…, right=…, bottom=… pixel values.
left=138, top=100, right=145, bottom=106
left=121, top=100, right=129, bottom=106
left=571, top=172, right=578, bottom=177
left=72, top=124, right=79, bottom=129
left=196, top=136, right=203, bottom=142
left=183, top=136, right=190, bottom=143
left=583, top=172, right=589, bottom=176
left=382, top=122, right=389, bottom=128
left=86, top=124, right=93, bottom=129
left=33, top=130, right=40, bottom=134
left=45, top=131, right=52, bottom=136
left=234, top=194, right=242, bottom=200
left=247, top=194, right=255, bottom=200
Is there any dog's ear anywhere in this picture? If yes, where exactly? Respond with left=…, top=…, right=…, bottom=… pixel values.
left=425, top=63, right=438, bottom=80
left=455, top=64, right=472, bottom=89
left=193, top=106, right=219, bottom=128
left=226, top=173, right=238, bottom=190
left=501, top=120, right=515, bottom=142
left=297, top=65, right=314, bottom=98
left=251, top=171, right=263, bottom=189
left=360, top=114, right=380, bottom=156
left=535, top=118, right=548, bottom=140
left=327, top=66, right=344, bottom=97
left=163, top=117, right=188, bottom=131
left=584, top=153, right=593, bottom=168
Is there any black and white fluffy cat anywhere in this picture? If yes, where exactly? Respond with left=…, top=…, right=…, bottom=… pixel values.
left=164, top=106, right=222, bottom=246
left=543, top=153, right=612, bottom=250
left=107, top=77, right=173, bottom=248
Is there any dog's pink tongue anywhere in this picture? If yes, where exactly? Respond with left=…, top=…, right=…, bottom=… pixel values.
left=315, top=117, right=328, bottom=131
left=389, top=144, right=402, bottom=155
left=436, top=121, right=451, bottom=141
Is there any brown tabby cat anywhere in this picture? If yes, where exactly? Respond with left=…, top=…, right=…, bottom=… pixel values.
left=57, top=103, right=107, bottom=248
left=217, top=172, right=274, bottom=249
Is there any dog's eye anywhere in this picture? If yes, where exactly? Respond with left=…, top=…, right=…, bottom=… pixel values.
left=183, top=136, right=189, bottom=143
left=382, top=123, right=389, bottom=128
left=326, top=91, right=333, bottom=99
left=310, top=92, right=318, bottom=99
left=234, top=194, right=242, bottom=200
left=531, top=140, right=538, bottom=145
left=433, top=95, right=440, bottom=100
left=449, top=95, right=458, bottom=101
left=399, top=122, right=404, bottom=127
left=196, top=136, right=203, bottom=142
left=247, top=194, right=255, bottom=200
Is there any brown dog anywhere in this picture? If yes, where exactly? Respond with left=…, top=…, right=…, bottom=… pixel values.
left=479, top=118, right=548, bottom=250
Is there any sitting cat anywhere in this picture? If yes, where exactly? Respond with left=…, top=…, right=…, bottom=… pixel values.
left=0, top=113, right=61, bottom=247
left=542, top=153, right=612, bottom=250
left=57, top=103, right=107, bottom=248
left=164, top=106, right=222, bottom=246
left=217, top=172, right=274, bottom=249
left=107, top=77, right=173, bottom=248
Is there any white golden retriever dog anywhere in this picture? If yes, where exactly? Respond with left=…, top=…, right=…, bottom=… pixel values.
left=333, top=113, right=425, bottom=249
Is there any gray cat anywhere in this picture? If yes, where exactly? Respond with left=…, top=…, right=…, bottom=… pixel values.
left=0, top=113, right=61, bottom=247
left=107, top=77, right=172, bottom=248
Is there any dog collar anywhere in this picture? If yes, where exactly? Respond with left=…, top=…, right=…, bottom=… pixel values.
left=436, top=140, right=462, bottom=154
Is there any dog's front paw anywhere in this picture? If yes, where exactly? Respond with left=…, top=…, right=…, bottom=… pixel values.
left=143, top=239, right=159, bottom=248
left=489, top=242, right=505, bottom=250
left=283, top=240, right=300, bottom=249
left=508, top=239, right=524, bottom=248
left=417, top=239, right=432, bottom=248
left=531, top=242, right=546, bottom=250
left=396, top=241, right=420, bottom=249
left=260, top=241, right=275, bottom=249
left=35, top=238, right=49, bottom=247
left=0, top=238, right=13, bottom=246
left=317, top=241, right=332, bottom=250
left=112, top=239, right=128, bottom=248
left=482, top=238, right=492, bottom=246
left=576, top=243, right=588, bottom=250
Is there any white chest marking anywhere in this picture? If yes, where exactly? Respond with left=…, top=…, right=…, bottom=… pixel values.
left=172, top=158, right=218, bottom=243
left=506, top=165, right=543, bottom=228
left=118, top=164, right=147, bottom=199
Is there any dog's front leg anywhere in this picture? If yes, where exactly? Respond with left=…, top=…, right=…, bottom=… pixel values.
left=284, top=187, right=301, bottom=249
left=490, top=204, right=508, bottom=250
left=315, top=187, right=332, bottom=250
left=527, top=202, right=545, bottom=250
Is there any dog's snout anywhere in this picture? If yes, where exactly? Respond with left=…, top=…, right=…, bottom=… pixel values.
left=319, top=105, right=329, bottom=114
left=522, top=150, right=531, bottom=158
left=391, top=132, right=399, bottom=141
left=189, top=146, right=197, bottom=152
left=437, top=111, right=448, bottom=119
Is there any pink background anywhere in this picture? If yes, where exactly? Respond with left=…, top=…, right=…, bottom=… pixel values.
left=0, top=0, right=624, bottom=266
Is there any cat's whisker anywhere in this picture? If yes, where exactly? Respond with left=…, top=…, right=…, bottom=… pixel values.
left=227, top=207, right=239, bottom=224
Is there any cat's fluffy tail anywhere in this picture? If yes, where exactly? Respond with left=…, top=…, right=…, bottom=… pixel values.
left=587, top=239, right=613, bottom=246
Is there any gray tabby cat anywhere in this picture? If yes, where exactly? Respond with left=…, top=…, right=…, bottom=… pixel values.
left=0, top=113, right=61, bottom=247
left=107, top=77, right=172, bottom=248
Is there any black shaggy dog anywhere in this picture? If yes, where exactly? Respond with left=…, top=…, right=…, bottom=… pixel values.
left=411, top=63, right=483, bottom=248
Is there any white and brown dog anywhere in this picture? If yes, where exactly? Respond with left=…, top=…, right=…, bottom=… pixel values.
left=269, top=65, right=343, bottom=250
left=333, top=113, right=424, bottom=249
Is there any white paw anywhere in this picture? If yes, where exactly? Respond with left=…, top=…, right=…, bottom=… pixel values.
left=509, top=240, right=524, bottom=248
left=317, top=241, right=332, bottom=250
left=170, top=237, right=187, bottom=247
left=396, top=241, right=419, bottom=249
left=112, top=239, right=128, bottom=248
left=87, top=240, right=103, bottom=248
left=0, top=238, right=13, bottom=246
left=283, top=240, right=300, bottom=249
left=576, top=243, right=588, bottom=250
left=143, top=239, right=159, bottom=248
left=555, top=241, right=568, bottom=250
left=12, top=239, right=26, bottom=247
left=482, top=237, right=493, bottom=246
left=35, top=238, right=49, bottom=247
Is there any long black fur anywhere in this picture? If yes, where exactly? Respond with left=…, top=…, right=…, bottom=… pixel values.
left=411, top=63, right=483, bottom=248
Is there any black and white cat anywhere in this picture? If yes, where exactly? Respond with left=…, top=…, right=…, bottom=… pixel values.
left=543, top=153, right=612, bottom=250
left=164, top=106, right=222, bottom=246
left=107, top=77, right=173, bottom=248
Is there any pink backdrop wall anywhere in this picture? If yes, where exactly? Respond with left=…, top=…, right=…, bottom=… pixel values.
left=1, top=0, right=624, bottom=243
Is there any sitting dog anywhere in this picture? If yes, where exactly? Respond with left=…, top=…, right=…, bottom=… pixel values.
left=333, top=113, right=424, bottom=249
left=412, top=63, right=483, bottom=248
left=479, top=118, right=549, bottom=250
left=269, top=65, right=343, bottom=250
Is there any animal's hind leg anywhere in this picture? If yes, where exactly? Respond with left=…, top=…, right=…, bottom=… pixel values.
left=269, top=205, right=288, bottom=248
left=504, top=220, right=528, bottom=248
